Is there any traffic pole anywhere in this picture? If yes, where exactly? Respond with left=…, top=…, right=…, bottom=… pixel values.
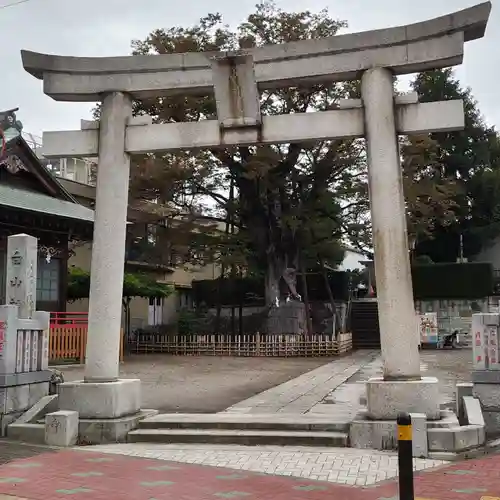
left=397, top=412, right=414, bottom=500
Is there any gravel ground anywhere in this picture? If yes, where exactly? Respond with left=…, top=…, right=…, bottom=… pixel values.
left=59, top=355, right=335, bottom=413
left=59, top=349, right=472, bottom=415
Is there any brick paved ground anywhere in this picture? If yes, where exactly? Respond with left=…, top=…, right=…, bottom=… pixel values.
left=0, top=448, right=499, bottom=499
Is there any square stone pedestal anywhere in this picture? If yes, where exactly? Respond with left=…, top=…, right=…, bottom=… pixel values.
left=58, top=379, right=141, bottom=419
left=366, top=376, right=441, bottom=420
left=57, top=378, right=145, bottom=444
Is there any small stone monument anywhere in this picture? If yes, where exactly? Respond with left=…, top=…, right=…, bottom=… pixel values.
left=0, top=234, right=51, bottom=435
left=471, top=313, right=500, bottom=436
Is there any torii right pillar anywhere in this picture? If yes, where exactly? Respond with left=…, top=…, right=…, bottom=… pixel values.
left=361, top=67, right=440, bottom=420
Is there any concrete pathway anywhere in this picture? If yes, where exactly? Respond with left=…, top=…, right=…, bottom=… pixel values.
left=224, top=350, right=378, bottom=416
left=0, top=447, right=499, bottom=499
left=224, top=349, right=473, bottom=423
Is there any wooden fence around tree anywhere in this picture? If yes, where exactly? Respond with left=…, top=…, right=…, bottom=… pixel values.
left=49, top=312, right=123, bottom=364
left=131, top=332, right=353, bottom=357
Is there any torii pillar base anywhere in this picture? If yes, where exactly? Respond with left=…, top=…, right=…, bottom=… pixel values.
left=366, top=377, right=441, bottom=420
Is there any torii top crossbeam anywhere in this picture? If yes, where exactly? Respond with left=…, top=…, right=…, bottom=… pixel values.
left=21, top=2, right=491, bottom=102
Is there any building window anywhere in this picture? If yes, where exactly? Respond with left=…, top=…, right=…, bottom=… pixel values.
left=177, top=289, right=192, bottom=309
left=148, top=296, right=163, bottom=326
left=36, top=257, right=60, bottom=302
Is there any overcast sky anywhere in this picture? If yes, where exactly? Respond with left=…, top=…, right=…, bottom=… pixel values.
left=1, top=0, right=497, bottom=138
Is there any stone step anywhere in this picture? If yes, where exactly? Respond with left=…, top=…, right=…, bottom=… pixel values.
left=137, top=413, right=350, bottom=432
left=128, top=428, right=349, bottom=447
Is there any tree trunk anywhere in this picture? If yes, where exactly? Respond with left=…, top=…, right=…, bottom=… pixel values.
left=122, top=297, right=132, bottom=352
left=215, top=178, right=234, bottom=334
left=230, top=268, right=236, bottom=338
left=319, top=258, right=343, bottom=338
left=265, top=260, right=281, bottom=307
left=229, top=184, right=236, bottom=339
left=238, top=268, right=244, bottom=335
left=299, top=256, right=313, bottom=336
left=265, top=254, right=306, bottom=335
left=215, top=274, right=224, bottom=334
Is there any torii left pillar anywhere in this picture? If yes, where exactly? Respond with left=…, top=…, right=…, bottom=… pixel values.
left=57, top=92, right=142, bottom=425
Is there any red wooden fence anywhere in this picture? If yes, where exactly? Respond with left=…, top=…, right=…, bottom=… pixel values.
left=49, top=312, right=123, bottom=364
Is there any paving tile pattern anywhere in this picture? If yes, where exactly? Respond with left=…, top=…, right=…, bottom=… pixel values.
left=372, top=453, right=500, bottom=500
left=0, top=449, right=369, bottom=500
left=91, top=443, right=446, bottom=486
left=0, top=449, right=499, bottom=499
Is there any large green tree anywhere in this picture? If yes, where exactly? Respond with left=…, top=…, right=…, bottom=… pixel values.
left=130, top=2, right=363, bottom=305
left=412, top=68, right=500, bottom=262
left=110, top=2, right=462, bottom=308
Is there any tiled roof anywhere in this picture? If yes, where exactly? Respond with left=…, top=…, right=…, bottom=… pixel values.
left=0, top=184, right=94, bottom=222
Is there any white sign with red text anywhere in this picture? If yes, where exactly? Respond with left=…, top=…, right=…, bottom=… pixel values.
left=472, top=313, right=500, bottom=371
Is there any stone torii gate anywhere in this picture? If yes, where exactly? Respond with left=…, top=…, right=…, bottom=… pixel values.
left=21, top=3, right=491, bottom=433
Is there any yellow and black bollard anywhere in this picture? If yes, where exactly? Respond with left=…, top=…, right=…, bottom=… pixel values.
left=397, top=412, right=414, bottom=500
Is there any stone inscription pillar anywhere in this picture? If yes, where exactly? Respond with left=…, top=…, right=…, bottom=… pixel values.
left=84, top=92, right=132, bottom=382
left=361, top=67, right=421, bottom=380
left=5, top=233, right=37, bottom=320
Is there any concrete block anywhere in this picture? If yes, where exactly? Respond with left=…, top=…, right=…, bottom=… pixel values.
left=7, top=423, right=45, bottom=444
left=463, top=396, right=485, bottom=426
left=456, top=382, right=473, bottom=424
left=478, top=425, right=486, bottom=445
left=366, top=376, right=441, bottom=420
left=473, top=383, right=500, bottom=411
left=455, top=425, right=484, bottom=450
left=350, top=418, right=398, bottom=450
left=45, top=410, right=79, bottom=447
left=0, top=411, right=23, bottom=437
left=428, top=425, right=483, bottom=452
left=427, top=410, right=459, bottom=429
left=29, top=382, right=49, bottom=406
left=78, top=409, right=158, bottom=445
left=58, top=379, right=141, bottom=419
left=472, top=370, right=500, bottom=384
left=427, top=428, right=453, bottom=452
left=5, top=385, right=30, bottom=413
left=410, top=413, right=428, bottom=458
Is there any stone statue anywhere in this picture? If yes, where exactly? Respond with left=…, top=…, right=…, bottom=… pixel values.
left=0, top=108, right=23, bottom=142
